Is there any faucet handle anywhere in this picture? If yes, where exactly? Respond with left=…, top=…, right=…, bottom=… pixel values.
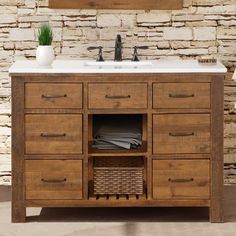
left=131, top=46, right=148, bottom=61
left=87, top=46, right=104, bottom=62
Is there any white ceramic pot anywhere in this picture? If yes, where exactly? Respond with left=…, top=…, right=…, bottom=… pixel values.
left=36, top=45, right=55, bottom=67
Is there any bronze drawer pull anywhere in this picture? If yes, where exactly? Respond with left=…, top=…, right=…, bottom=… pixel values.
left=105, top=95, right=131, bottom=99
left=41, top=178, right=67, bottom=183
left=168, top=178, right=194, bottom=183
left=40, top=133, right=66, bottom=138
left=169, top=94, right=194, bottom=98
left=41, top=94, right=67, bottom=99
left=169, top=132, right=194, bottom=137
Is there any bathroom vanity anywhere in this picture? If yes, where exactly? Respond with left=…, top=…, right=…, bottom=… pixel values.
left=9, top=60, right=227, bottom=222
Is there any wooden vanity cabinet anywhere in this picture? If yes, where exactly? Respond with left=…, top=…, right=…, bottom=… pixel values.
left=11, top=73, right=224, bottom=223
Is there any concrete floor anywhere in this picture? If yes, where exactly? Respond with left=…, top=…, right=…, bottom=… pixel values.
left=0, top=186, right=236, bottom=236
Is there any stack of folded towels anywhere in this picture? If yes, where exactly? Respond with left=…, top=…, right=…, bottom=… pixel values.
left=93, top=117, right=142, bottom=150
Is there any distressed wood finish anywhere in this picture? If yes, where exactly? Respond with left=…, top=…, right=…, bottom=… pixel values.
left=153, top=114, right=211, bottom=154
left=25, top=114, right=83, bottom=154
left=25, top=160, right=83, bottom=200
left=88, top=83, right=148, bottom=109
left=12, top=77, right=26, bottom=223
left=153, top=160, right=210, bottom=199
left=153, top=83, right=211, bottom=109
left=25, top=83, right=83, bottom=109
left=11, top=73, right=224, bottom=223
left=49, top=0, right=183, bottom=10
left=210, top=76, right=224, bottom=223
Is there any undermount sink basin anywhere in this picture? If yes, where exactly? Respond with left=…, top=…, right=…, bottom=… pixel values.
left=84, top=61, right=153, bottom=68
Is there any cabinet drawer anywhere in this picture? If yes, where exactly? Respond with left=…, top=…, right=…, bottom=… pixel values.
left=88, top=83, right=148, bottom=109
left=25, top=114, right=83, bottom=154
left=153, top=83, right=210, bottom=109
left=25, top=83, right=83, bottom=109
left=25, top=160, right=83, bottom=200
left=153, top=160, right=210, bottom=199
left=153, top=114, right=210, bottom=154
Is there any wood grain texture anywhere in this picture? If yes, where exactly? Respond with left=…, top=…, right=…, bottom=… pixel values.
left=88, top=83, right=148, bottom=109
left=25, top=114, right=83, bottom=154
left=153, top=114, right=211, bottom=154
left=25, top=199, right=210, bottom=207
left=25, top=160, right=83, bottom=200
left=10, top=73, right=225, bottom=223
left=153, top=83, right=210, bottom=109
left=11, top=77, right=26, bottom=223
left=153, top=160, right=210, bottom=199
left=49, top=0, right=183, bottom=10
left=210, top=75, right=224, bottom=223
left=25, top=83, right=83, bottom=109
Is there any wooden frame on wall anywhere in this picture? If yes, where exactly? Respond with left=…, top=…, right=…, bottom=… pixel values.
left=49, top=0, right=183, bottom=10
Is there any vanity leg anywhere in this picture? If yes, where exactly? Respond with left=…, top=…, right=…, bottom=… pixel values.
left=12, top=78, right=26, bottom=223
left=12, top=203, right=26, bottom=223
left=210, top=76, right=224, bottom=223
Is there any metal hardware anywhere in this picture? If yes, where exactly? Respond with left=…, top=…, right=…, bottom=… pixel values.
left=169, top=94, right=195, bottom=98
left=87, top=46, right=104, bottom=62
left=132, top=46, right=149, bottom=62
left=105, top=95, right=131, bottom=99
left=114, top=34, right=122, bottom=61
left=41, top=94, right=67, bottom=99
left=168, top=178, right=194, bottom=183
left=40, top=133, right=66, bottom=138
left=41, top=178, right=67, bottom=183
left=169, top=132, right=194, bottom=137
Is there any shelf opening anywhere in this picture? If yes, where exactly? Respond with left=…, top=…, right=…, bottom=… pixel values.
left=88, top=114, right=147, bottom=155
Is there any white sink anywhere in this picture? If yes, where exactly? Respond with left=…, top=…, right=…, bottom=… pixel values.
left=84, top=61, right=153, bottom=68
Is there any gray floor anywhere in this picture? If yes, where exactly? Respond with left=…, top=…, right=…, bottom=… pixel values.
left=0, top=186, right=236, bottom=236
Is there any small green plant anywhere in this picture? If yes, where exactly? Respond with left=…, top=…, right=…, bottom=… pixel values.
left=38, top=23, right=53, bottom=46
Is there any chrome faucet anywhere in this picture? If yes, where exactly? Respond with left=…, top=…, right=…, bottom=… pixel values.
left=114, top=34, right=122, bottom=61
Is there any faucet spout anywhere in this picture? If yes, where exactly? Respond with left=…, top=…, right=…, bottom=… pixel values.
left=114, top=34, right=122, bottom=61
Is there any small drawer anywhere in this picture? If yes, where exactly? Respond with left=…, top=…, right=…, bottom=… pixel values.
left=153, top=114, right=210, bottom=154
left=25, top=160, right=83, bottom=200
left=153, top=83, right=210, bottom=109
left=25, top=114, right=83, bottom=154
left=25, top=83, right=83, bottom=109
left=153, top=160, right=210, bottom=199
left=88, top=83, right=148, bottom=109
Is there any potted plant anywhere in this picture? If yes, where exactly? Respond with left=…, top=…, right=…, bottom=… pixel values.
left=36, top=23, right=54, bottom=67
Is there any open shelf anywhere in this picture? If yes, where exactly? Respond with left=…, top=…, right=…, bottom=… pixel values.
left=88, top=114, right=147, bottom=154
left=88, top=181, right=147, bottom=201
left=88, top=141, right=147, bottom=156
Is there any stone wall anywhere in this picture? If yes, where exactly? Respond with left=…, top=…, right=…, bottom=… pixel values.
left=0, top=0, right=236, bottom=185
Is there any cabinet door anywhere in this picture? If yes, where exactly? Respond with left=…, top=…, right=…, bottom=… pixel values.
left=25, top=114, right=83, bottom=154
left=88, top=83, right=148, bottom=109
left=153, top=114, right=210, bottom=154
left=25, top=83, right=83, bottom=109
left=153, top=160, right=210, bottom=199
left=25, top=160, right=83, bottom=200
left=153, top=83, right=210, bottom=109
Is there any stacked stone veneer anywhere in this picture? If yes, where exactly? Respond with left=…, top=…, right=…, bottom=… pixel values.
left=0, top=0, right=236, bottom=185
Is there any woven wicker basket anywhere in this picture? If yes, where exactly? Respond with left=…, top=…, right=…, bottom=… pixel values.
left=94, top=157, right=144, bottom=195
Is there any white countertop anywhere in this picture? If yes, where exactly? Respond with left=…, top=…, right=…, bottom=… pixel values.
left=9, top=59, right=227, bottom=74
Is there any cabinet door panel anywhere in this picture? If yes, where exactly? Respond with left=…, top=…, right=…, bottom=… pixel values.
left=25, top=114, right=83, bottom=154
left=153, top=114, right=210, bottom=154
left=25, top=160, right=83, bottom=200
left=153, top=160, right=210, bottom=199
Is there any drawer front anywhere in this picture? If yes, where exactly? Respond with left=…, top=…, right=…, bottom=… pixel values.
left=25, top=160, right=83, bottom=200
left=25, top=83, right=83, bottom=109
left=88, top=83, right=148, bottom=109
left=25, top=114, right=83, bottom=154
left=153, top=114, right=210, bottom=154
left=153, top=160, right=210, bottom=199
left=153, top=83, right=210, bottom=109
